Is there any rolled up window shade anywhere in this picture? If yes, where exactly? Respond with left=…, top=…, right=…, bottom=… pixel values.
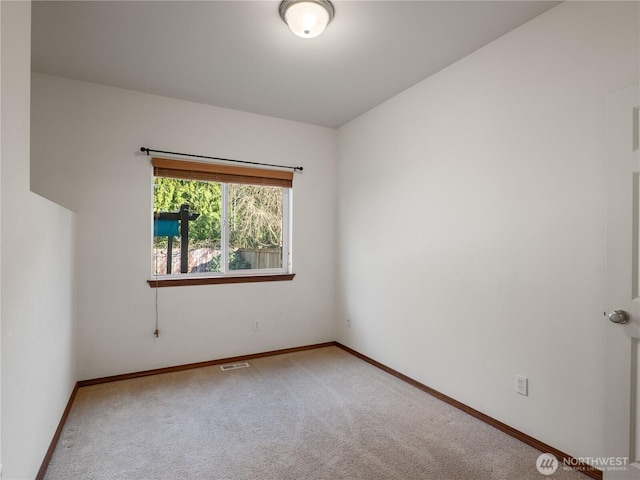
left=152, top=157, right=293, bottom=188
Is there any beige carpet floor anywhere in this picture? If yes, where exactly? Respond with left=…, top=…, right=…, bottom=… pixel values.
left=44, top=346, right=589, bottom=480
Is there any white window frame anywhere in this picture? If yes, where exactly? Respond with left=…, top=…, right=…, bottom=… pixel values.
left=150, top=159, right=294, bottom=283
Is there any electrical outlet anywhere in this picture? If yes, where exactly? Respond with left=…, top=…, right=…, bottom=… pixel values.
left=253, top=320, right=261, bottom=331
left=516, top=375, right=528, bottom=396
left=347, top=318, right=351, bottom=328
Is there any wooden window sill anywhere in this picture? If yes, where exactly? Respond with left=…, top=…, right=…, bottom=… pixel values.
left=147, top=273, right=295, bottom=288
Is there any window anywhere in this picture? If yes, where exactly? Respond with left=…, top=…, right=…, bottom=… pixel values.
left=149, top=158, right=293, bottom=287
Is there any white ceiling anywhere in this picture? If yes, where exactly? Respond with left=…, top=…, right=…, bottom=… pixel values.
left=31, top=1, right=560, bottom=128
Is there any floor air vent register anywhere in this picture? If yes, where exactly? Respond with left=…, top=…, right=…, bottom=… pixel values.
left=220, top=362, right=250, bottom=371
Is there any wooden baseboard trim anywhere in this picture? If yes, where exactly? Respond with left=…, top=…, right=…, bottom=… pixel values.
left=335, top=342, right=602, bottom=480
left=78, top=341, right=337, bottom=387
left=35, top=382, right=79, bottom=480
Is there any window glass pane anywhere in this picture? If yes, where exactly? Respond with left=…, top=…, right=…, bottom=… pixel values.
left=153, top=177, right=222, bottom=275
left=228, top=184, right=283, bottom=271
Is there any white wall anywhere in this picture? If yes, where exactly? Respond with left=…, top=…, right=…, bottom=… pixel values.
left=0, top=2, right=4, bottom=474
left=337, top=1, right=638, bottom=461
left=1, top=2, right=76, bottom=479
left=30, top=75, right=338, bottom=381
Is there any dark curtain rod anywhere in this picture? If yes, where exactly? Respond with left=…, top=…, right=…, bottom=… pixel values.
left=141, top=147, right=303, bottom=172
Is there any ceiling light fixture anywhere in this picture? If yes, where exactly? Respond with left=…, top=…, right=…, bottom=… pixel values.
left=279, top=0, right=335, bottom=39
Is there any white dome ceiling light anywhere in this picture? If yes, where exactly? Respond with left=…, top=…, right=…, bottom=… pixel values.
left=279, top=0, right=335, bottom=39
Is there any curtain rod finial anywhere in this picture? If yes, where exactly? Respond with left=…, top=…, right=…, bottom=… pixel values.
left=141, top=147, right=149, bottom=155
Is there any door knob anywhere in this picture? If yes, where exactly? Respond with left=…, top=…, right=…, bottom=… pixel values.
left=608, top=310, right=630, bottom=324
